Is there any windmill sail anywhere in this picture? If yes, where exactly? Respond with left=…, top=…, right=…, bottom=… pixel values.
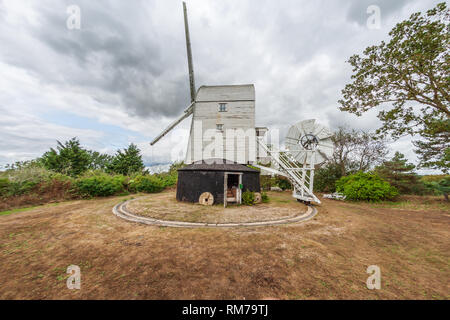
left=150, top=2, right=196, bottom=146
left=183, top=1, right=196, bottom=102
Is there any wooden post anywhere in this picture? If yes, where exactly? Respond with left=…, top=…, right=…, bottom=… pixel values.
left=183, top=2, right=196, bottom=103
left=238, top=174, right=242, bottom=204
left=224, top=173, right=228, bottom=208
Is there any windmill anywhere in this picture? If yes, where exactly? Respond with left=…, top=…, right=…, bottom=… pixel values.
left=149, top=2, right=334, bottom=205
left=150, top=2, right=262, bottom=206
left=151, top=3, right=258, bottom=165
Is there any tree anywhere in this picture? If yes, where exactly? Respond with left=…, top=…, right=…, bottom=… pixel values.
left=375, top=152, right=426, bottom=194
left=108, top=144, right=144, bottom=175
left=331, top=127, right=388, bottom=176
left=413, top=119, right=450, bottom=173
left=41, top=138, right=91, bottom=177
left=314, top=162, right=342, bottom=193
left=88, top=151, right=113, bottom=171
left=435, top=177, right=450, bottom=201
left=339, top=3, right=449, bottom=172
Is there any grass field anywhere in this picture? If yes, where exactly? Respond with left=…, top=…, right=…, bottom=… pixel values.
left=0, top=190, right=448, bottom=299
left=126, top=191, right=301, bottom=223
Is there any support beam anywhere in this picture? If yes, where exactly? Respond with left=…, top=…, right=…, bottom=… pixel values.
left=150, top=102, right=194, bottom=146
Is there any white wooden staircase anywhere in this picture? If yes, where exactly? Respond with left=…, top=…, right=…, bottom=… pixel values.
left=256, top=138, right=320, bottom=204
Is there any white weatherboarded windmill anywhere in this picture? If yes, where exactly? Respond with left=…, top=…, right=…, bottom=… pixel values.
left=150, top=2, right=333, bottom=205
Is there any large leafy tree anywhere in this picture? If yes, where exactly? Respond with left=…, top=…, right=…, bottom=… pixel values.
left=332, top=127, right=388, bottom=176
left=108, top=143, right=145, bottom=175
left=339, top=3, right=449, bottom=172
left=313, top=127, right=388, bottom=192
left=41, top=138, right=91, bottom=177
left=413, top=119, right=450, bottom=173
left=375, top=152, right=425, bottom=194
left=88, top=151, right=113, bottom=171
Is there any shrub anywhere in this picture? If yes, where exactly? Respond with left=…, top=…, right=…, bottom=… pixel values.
left=276, top=176, right=292, bottom=190
left=242, top=190, right=255, bottom=205
left=0, top=179, right=39, bottom=197
left=38, top=174, right=75, bottom=198
left=314, top=163, right=342, bottom=193
left=0, top=178, right=10, bottom=196
left=76, top=174, right=126, bottom=197
left=260, top=175, right=273, bottom=191
left=128, top=175, right=165, bottom=193
left=261, top=192, right=269, bottom=203
left=425, top=177, right=450, bottom=201
left=336, top=171, right=398, bottom=202
left=7, top=166, right=54, bottom=185
left=156, top=171, right=178, bottom=187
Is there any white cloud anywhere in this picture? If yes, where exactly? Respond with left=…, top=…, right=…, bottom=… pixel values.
left=0, top=0, right=442, bottom=173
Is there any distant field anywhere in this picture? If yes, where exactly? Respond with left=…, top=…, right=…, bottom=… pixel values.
left=0, top=190, right=448, bottom=299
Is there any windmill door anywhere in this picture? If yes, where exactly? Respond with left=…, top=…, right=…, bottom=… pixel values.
left=224, top=172, right=242, bottom=207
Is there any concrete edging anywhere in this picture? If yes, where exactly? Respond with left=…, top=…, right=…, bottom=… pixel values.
left=112, top=197, right=317, bottom=228
left=112, top=196, right=318, bottom=228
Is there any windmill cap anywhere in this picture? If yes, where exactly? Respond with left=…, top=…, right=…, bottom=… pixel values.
left=195, top=84, right=255, bottom=102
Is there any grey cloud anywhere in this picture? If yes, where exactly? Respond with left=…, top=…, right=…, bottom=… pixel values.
left=346, top=0, right=410, bottom=25
left=0, top=0, right=441, bottom=170
left=1, top=0, right=190, bottom=118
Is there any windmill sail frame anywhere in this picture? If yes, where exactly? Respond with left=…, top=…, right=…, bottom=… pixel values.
left=150, top=2, right=196, bottom=147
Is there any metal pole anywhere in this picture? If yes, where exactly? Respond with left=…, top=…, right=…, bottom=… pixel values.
left=183, top=2, right=196, bottom=103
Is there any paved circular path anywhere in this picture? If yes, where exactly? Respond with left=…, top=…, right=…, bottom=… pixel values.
left=112, top=196, right=318, bottom=228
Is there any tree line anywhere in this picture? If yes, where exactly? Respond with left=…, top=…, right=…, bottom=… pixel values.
left=6, top=138, right=146, bottom=177
left=314, top=126, right=449, bottom=200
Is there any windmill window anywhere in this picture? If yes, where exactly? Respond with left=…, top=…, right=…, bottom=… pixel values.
left=216, top=124, right=223, bottom=131
left=218, top=103, right=227, bottom=112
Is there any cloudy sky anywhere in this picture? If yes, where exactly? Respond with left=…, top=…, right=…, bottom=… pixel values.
left=0, top=0, right=442, bottom=172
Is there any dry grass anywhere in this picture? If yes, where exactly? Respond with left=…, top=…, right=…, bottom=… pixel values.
left=0, top=179, right=75, bottom=212
left=0, top=190, right=448, bottom=300
left=126, top=191, right=299, bottom=223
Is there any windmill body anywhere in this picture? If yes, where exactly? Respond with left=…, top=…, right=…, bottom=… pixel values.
left=185, top=84, right=257, bottom=164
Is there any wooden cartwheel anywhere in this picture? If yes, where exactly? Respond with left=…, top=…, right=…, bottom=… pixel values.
left=199, top=192, right=214, bottom=206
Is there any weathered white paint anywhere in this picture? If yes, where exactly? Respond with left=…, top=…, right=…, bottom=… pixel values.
left=151, top=84, right=268, bottom=165
left=186, top=84, right=257, bottom=164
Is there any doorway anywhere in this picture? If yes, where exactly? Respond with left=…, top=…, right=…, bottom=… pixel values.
left=224, top=172, right=242, bottom=207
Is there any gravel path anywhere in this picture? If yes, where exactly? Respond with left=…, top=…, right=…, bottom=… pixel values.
left=112, top=196, right=318, bottom=228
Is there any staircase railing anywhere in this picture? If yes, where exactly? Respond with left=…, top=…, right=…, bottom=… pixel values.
left=257, top=138, right=320, bottom=203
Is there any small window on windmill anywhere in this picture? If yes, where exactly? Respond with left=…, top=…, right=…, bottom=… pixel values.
left=218, top=103, right=227, bottom=112
left=216, top=124, right=223, bottom=131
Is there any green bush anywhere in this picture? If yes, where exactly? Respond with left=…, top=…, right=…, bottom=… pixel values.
left=6, top=166, right=54, bottom=185
left=425, top=177, right=450, bottom=201
left=242, top=190, right=255, bottom=205
left=76, top=174, right=126, bottom=197
left=128, top=175, right=165, bottom=193
left=336, top=171, right=398, bottom=202
left=0, top=180, right=39, bottom=197
left=0, top=170, right=76, bottom=198
left=261, top=192, right=269, bottom=203
left=0, top=178, right=9, bottom=196
left=314, top=163, right=342, bottom=192
left=156, top=171, right=178, bottom=187
left=260, top=175, right=273, bottom=190
left=276, top=176, right=292, bottom=190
